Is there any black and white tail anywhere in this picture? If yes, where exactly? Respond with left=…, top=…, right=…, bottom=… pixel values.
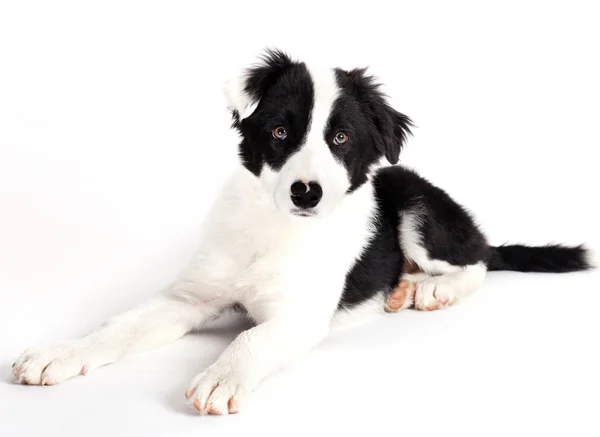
left=487, top=244, right=597, bottom=273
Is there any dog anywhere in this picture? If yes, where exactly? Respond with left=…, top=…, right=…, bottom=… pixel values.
left=13, top=49, right=596, bottom=415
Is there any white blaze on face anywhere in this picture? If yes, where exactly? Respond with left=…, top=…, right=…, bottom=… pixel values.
left=268, top=67, right=351, bottom=217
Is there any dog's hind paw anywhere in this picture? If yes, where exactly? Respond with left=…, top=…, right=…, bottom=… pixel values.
left=385, top=280, right=416, bottom=312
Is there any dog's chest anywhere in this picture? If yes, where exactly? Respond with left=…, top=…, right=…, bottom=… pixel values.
left=231, top=189, right=376, bottom=307
left=235, top=208, right=370, bottom=294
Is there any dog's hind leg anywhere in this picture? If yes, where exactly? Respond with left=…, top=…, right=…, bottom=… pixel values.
left=385, top=174, right=492, bottom=313
left=12, top=285, right=227, bottom=386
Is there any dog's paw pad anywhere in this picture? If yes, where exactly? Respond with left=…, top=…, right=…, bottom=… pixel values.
left=385, top=280, right=416, bottom=312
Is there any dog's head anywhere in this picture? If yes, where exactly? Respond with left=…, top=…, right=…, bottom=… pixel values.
left=225, top=49, right=412, bottom=218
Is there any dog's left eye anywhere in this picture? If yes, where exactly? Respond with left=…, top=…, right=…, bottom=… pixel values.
left=333, top=131, right=349, bottom=146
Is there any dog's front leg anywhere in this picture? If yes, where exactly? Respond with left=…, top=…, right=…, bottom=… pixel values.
left=185, top=313, right=330, bottom=415
left=13, top=284, right=227, bottom=386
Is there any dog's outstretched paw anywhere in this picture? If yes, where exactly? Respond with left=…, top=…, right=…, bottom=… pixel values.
left=13, top=343, right=92, bottom=386
left=185, top=364, right=254, bottom=415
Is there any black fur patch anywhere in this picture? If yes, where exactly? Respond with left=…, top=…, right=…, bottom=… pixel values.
left=233, top=50, right=314, bottom=176
left=488, top=244, right=592, bottom=272
left=332, top=68, right=413, bottom=191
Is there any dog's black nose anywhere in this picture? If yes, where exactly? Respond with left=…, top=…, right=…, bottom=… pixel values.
left=290, top=181, right=322, bottom=209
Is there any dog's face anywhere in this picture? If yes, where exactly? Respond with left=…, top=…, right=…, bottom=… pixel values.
left=226, top=50, right=412, bottom=218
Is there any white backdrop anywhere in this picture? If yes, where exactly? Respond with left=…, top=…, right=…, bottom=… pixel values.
left=1, top=1, right=599, bottom=436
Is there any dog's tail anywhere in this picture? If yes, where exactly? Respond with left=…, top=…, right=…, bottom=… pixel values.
left=487, top=244, right=597, bottom=273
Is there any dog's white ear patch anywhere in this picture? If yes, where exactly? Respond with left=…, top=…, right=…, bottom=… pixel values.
left=223, top=73, right=259, bottom=121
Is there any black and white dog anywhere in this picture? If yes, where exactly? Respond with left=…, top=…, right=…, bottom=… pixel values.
left=13, top=49, right=596, bottom=414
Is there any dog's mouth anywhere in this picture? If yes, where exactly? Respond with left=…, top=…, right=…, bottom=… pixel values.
left=290, top=208, right=316, bottom=218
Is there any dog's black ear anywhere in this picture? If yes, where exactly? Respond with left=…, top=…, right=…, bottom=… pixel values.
left=339, top=68, right=413, bottom=164
left=224, top=48, right=293, bottom=124
left=371, top=98, right=413, bottom=164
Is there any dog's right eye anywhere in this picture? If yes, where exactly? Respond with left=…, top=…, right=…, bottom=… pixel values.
left=272, top=126, right=288, bottom=141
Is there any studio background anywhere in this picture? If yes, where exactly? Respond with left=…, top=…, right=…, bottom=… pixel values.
left=1, top=1, right=598, bottom=436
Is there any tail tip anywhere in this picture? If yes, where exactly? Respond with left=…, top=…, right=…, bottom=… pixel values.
left=585, top=246, right=599, bottom=269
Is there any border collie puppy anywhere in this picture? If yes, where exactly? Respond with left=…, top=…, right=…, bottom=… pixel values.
left=13, top=49, right=596, bottom=415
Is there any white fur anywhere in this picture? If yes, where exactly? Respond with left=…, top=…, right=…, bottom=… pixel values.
left=223, top=73, right=259, bottom=120
left=585, top=247, right=598, bottom=269
left=331, top=293, right=387, bottom=331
